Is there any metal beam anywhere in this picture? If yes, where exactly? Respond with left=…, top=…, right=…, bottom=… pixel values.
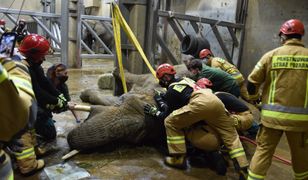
left=4, top=14, right=17, bottom=25
left=81, top=54, right=115, bottom=59
left=158, top=10, right=244, bottom=29
left=81, top=40, right=95, bottom=54
left=189, top=20, right=199, bottom=34
left=81, top=15, right=112, bottom=21
left=167, top=17, right=184, bottom=41
left=227, top=27, right=239, bottom=46
left=0, top=7, right=60, bottom=18
left=144, top=0, right=159, bottom=68
left=61, top=0, right=69, bottom=66
left=122, top=0, right=147, bottom=5
left=75, top=0, right=83, bottom=68
left=31, top=16, right=61, bottom=45
left=156, top=32, right=178, bottom=65
left=100, top=21, right=113, bottom=37
left=211, top=25, right=232, bottom=62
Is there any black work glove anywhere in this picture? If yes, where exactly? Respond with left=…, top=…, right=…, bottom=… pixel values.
left=52, top=94, right=68, bottom=113
left=154, top=89, right=165, bottom=103
left=144, top=104, right=160, bottom=117
left=153, top=89, right=168, bottom=113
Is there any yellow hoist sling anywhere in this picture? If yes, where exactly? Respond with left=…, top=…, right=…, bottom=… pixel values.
left=111, top=2, right=157, bottom=93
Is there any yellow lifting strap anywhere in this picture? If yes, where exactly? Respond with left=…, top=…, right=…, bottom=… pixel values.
left=111, top=2, right=157, bottom=93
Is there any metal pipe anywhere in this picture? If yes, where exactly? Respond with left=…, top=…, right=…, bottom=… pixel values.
left=32, top=16, right=61, bottom=45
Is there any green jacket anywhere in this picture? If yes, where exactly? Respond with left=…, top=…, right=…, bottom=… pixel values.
left=195, top=64, right=240, bottom=97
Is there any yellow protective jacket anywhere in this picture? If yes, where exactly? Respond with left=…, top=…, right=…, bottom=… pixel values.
left=248, top=39, right=308, bottom=131
left=0, top=57, right=35, bottom=142
left=210, top=57, right=244, bottom=85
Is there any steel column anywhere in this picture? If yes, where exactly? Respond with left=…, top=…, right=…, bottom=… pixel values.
left=61, top=0, right=69, bottom=66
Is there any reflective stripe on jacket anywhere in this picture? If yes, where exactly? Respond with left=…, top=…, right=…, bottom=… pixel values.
left=0, top=58, right=34, bottom=141
left=211, top=57, right=244, bottom=84
left=248, top=39, right=308, bottom=131
left=1, top=59, right=34, bottom=97
left=170, top=77, right=199, bottom=91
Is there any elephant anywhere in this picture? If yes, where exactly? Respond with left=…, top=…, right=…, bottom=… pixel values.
left=82, top=20, right=114, bottom=53
left=67, top=64, right=190, bottom=151
left=67, top=64, right=260, bottom=152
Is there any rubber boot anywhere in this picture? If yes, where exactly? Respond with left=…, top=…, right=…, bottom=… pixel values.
left=238, top=166, right=248, bottom=180
left=164, top=155, right=187, bottom=169
left=208, top=151, right=228, bottom=176
left=233, top=159, right=248, bottom=180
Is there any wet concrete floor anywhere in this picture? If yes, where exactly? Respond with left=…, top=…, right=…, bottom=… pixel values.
left=15, top=59, right=293, bottom=180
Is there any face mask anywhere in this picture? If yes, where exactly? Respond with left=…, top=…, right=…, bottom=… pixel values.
left=159, top=79, right=169, bottom=88
left=57, top=76, right=68, bottom=83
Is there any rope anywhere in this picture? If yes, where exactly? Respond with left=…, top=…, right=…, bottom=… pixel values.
left=239, top=136, right=292, bottom=166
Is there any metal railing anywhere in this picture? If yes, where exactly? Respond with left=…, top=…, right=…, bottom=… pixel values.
left=0, top=0, right=248, bottom=69
left=0, top=4, right=115, bottom=66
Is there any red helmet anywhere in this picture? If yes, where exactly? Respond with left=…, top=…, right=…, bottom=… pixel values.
left=279, top=19, right=305, bottom=36
left=0, top=19, right=5, bottom=25
left=18, top=34, right=50, bottom=61
left=196, top=78, right=212, bottom=89
left=199, top=49, right=213, bottom=59
left=156, top=63, right=176, bottom=79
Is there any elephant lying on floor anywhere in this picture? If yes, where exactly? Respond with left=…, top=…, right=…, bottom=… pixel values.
left=67, top=64, right=192, bottom=150
left=67, top=64, right=260, bottom=151
left=67, top=90, right=166, bottom=151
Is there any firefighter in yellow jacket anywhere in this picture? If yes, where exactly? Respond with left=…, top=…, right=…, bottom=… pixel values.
left=0, top=56, right=44, bottom=178
left=145, top=63, right=249, bottom=180
left=247, top=19, right=308, bottom=180
left=199, top=49, right=249, bottom=100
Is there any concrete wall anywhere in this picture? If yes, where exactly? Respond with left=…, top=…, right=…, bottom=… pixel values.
left=241, top=0, right=308, bottom=76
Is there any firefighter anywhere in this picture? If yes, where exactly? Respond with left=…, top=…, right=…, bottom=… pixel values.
left=199, top=49, right=249, bottom=100
left=11, top=19, right=29, bottom=44
left=247, top=19, right=308, bottom=180
left=18, top=34, right=68, bottom=142
left=187, top=58, right=241, bottom=97
left=214, top=91, right=259, bottom=138
left=145, top=63, right=249, bottom=179
left=0, top=57, right=44, bottom=176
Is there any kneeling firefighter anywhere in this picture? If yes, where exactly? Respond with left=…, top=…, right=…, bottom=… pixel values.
left=0, top=56, right=44, bottom=177
left=144, top=63, right=249, bottom=180
left=18, top=34, right=69, bottom=142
